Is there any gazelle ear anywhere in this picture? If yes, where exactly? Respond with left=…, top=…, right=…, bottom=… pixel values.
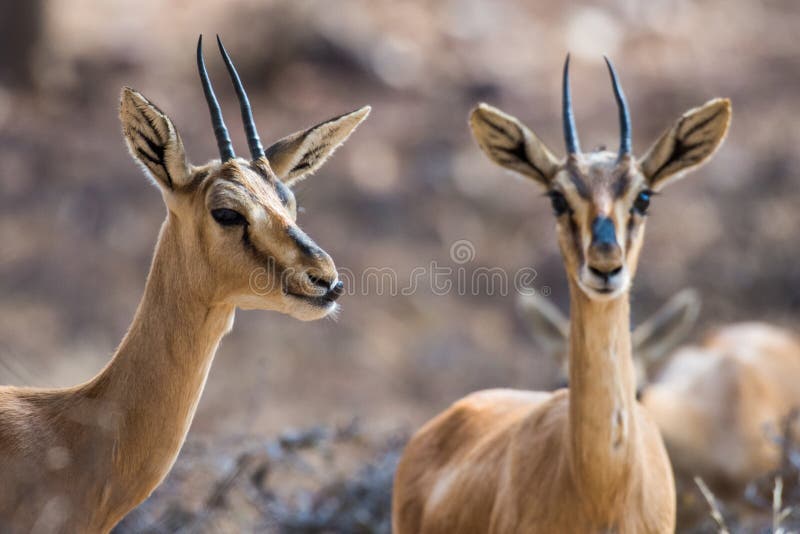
left=120, top=88, right=191, bottom=191
left=632, top=289, right=701, bottom=375
left=265, top=106, right=371, bottom=186
left=469, top=103, right=560, bottom=187
left=639, top=98, right=731, bottom=191
left=517, top=293, right=569, bottom=358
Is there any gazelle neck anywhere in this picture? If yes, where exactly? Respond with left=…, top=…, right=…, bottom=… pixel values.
left=566, top=281, right=638, bottom=511
left=77, top=214, right=235, bottom=504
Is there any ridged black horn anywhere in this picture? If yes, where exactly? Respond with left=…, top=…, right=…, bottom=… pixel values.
left=562, top=54, right=580, bottom=155
left=197, top=35, right=235, bottom=162
left=216, top=35, right=265, bottom=160
left=604, top=56, right=631, bottom=158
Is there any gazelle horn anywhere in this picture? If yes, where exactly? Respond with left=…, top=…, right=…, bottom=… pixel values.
left=216, top=35, right=265, bottom=161
left=562, top=54, right=580, bottom=155
left=604, top=56, right=632, bottom=158
left=197, top=35, right=235, bottom=162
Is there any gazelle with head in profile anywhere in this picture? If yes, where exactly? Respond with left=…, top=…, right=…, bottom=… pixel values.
left=392, top=56, right=731, bottom=533
left=0, top=36, right=369, bottom=533
left=522, top=291, right=800, bottom=501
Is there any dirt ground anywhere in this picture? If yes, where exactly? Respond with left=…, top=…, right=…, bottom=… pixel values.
left=1, top=0, right=799, bottom=532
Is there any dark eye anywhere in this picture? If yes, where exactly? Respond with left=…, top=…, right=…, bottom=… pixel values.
left=211, top=208, right=246, bottom=227
left=548, top=191, right=570, bottom=216
left=632, top=190, right=652, bottom=215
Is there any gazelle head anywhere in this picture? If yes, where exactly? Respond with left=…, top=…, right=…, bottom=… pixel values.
left=120, top=36, right=369, bottom=321
left=470, top=56, right=731, bottom=301
left=518, top=289, right=701, bottom=389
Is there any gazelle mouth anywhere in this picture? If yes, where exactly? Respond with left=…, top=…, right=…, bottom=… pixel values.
left=286, top=291, right=339, bottom=308
left=578, top=265, right=630, bottom=301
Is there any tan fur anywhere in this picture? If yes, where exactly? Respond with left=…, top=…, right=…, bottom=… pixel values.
left=0, top=88, right=369, bottom=533
left=393, top=96, right=731, bottom=533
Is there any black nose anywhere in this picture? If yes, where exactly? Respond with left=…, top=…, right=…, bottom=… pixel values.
left=591, top=216, right=617, bottom=250
left=589, top=266, right=622, bottom=282
left=329, top=280, right=345, bottom=299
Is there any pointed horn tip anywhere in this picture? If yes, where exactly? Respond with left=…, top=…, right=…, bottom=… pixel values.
left=603, top=55, right=618, bottom=74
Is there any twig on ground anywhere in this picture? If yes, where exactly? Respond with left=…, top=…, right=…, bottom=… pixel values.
left=773, top=476, right=793, bottom=534
left=695, top=476, right=730, bottom=534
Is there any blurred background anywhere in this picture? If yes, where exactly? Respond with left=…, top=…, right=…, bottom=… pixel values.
left=0, top=0, right=798, bottom=532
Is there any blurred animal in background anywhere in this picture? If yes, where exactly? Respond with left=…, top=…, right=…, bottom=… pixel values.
left=519, top=289, right=800, bottom=501
left=517, top=288, right=701, bottom=391
left=642, top=322, right=800, bottom=497
left=393, top=55, right=731, bottom=533
left=0, top=36, right=369, bottom=533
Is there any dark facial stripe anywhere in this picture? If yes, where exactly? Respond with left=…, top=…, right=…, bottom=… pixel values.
left=626, top=215, right=634, bottom=252
left=568, top=215, right=583, bottom=264
left=287, top=226, right=322, bottom=258
left=567, top=171, right=590, bottom=199
left=613, top=173, right=631, bottom=198
left=241, top=226, right=290, bottom=289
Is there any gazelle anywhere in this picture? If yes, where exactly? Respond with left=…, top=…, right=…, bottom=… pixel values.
left=0, top=36, right=369, bottom=533
left=642, top=322, right=800, bottom=496
left=393, top=56, right=731, bottom=533
left=520, top=291, right=800, bottom=496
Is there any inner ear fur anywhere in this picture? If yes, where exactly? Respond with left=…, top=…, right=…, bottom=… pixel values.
left=120, top=87, right=191, bottom=190
left=469, top=103, right=560, bottom=186
left=265, top=106, right=370, bottom=186
left=640, top=98, right=731, bottom=190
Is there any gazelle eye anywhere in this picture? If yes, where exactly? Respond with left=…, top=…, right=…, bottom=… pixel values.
left=548, top=191, right=570, bottom=216
left=211, top=208, right=246, bottom=227
left=632, top=190, right=652, bottom=215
